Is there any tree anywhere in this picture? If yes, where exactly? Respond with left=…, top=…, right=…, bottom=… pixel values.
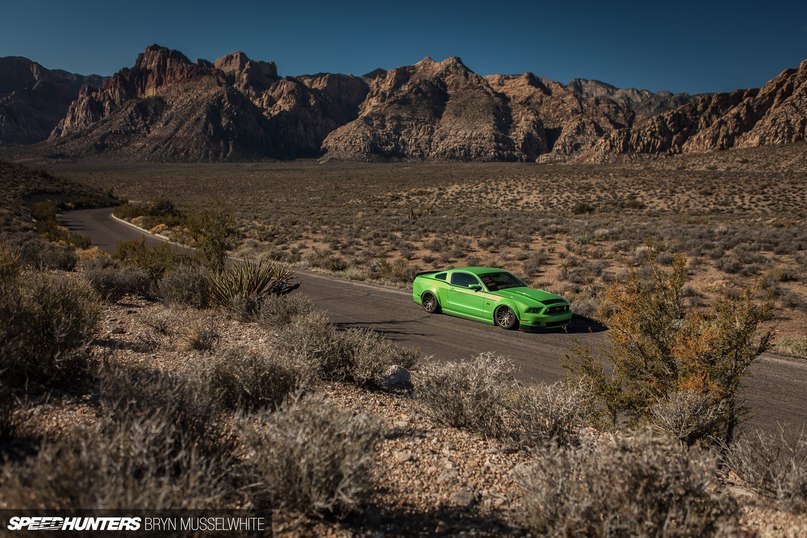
left=566, top=255, right=773, bottom=445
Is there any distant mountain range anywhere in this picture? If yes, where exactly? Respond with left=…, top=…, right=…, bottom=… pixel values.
left=1, top=45, right=805, bottom=162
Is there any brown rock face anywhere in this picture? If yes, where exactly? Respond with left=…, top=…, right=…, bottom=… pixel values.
left=0, top=56, right=104, bottom=146
left=323, top=57, right=522, bottom=161
left=586, top=61, right=807, bottom=161
left=49, top=45, right=369, bottom=160
left=323, top=58, right=691, bottom=162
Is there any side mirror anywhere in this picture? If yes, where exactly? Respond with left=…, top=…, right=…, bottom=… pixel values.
left=469, top=284, right=482, bottom=292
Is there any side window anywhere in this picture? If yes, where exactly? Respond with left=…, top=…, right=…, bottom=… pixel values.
left=435, top=272, right=447, bottom=281
left=450, top=272, right=479, bottom=288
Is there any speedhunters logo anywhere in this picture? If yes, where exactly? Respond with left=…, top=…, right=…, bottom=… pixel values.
left=7, top=517, right=141, bottom=531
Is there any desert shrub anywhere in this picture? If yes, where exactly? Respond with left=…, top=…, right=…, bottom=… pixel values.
left=0, top=415, right=240, bottom=509
left=211, top=260, right=298, bottom=319
left=518, top=430, right=739, bottom=536
left=0, top=240, right=20, bottom=282
left=98, top=362, right=222, bottom=452
left=158, top=263, right=212, bottom=308
left=113, top=237, right=174, bottom=282
left=776, top=336, right=807, bottom=357
left=416, top=353, right=514, bottom=438
left=571, top=201, right=595, bottom=215
left=0, top=382, right=16, bottom=442
left=30, top=200, right=90, bottom=249
left=9, top=233, right=77, bottom=270
left=650, top=391, right=724, bottom=446
left=274, top=311, right=346, bottom=378
left=177, top=316, right=220, bottom=352
left=504, top=381, right=594, bottom=447
left=727, top=425, right=807, bottom=511
left=200, top=347, right=314, bottom=411
left=566, top=255, right=773, bottom=444
left=185, top=205, right=237, bottom=272
left=82, top=257, right=152, bottom=300
left=257, top=293, right=316, bottom=327
left=0, top=271, right=100, bottom=389
left=338, top=329, right=419, bottom=387
left=242, top=394, right=383, bottom=516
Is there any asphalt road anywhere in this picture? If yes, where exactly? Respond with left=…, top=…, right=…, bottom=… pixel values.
left=60, top=207, right=807, bottom=434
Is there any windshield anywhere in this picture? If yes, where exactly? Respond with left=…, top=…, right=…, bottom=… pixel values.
left=478, top=272, right=527, bottom=291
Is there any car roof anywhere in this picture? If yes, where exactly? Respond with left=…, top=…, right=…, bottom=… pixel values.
left=449, top=267, right=506, bottom=276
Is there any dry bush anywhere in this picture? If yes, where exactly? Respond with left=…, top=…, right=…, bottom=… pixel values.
left=504, top=381, right=594, bottom=447
left=416, top=353, right=515, bottom=438
left=519, top=430, right=739, bottom=536
left=0, top=271, right=100, bottom=390
left=727, top=425, right=807, bottom=511
left=7, top=233, right=78, bottom=271
left=177, top=316, right=220, bottom=352
left=0, top=415, right=240, bottom=509
left=0, top=240, right=19, bottom=281
left=650, top=391, right=724, bottom=446
left=82, top=257, right=152, bottom=300
left=242, top=394, right=383, bottom=516
left=0, top=382, right=16, bottom=442
left=274, top=311, right=348, bottom=379
left=338, top=329, right=419, bottom=388
left=200, top=347, right=315, bottom=412
left=257, top=293, right=316, bottom=328
left=98, top=362, right=222, bottom=452
left=158, top=263, right=212, bottom=308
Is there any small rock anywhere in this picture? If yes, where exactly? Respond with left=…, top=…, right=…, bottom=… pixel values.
left=111, top=327, right=126, bottom=334
left=449, top=488, right=476, bottom=508
left=392, top=450, right=414, bottom=463
left=379, top=365, right=412, bottom=390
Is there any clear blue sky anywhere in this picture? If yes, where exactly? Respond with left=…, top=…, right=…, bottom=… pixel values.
left=1, top=0, right=805, bottom=94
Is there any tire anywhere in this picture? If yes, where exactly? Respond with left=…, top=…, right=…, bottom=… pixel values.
left=422, top=292, right=441, bottom=314
left=494, top=306, right=518, bottom=330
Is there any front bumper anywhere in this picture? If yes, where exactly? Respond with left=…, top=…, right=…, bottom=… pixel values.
left=519, top=311, right=573, bottom=329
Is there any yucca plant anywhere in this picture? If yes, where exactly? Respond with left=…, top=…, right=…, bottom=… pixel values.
left=211, top=260, right=299, bottom=318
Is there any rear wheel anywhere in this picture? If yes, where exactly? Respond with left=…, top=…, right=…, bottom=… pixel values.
left=495, top=306, right=518, bottom=330
left=422, top=292, right=440, bottom=314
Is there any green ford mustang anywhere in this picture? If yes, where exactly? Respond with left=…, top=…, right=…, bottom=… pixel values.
left=412, top=267, right=572, bottom=330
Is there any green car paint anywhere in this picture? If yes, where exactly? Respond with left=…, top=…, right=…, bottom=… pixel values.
left=412, top=267, right=572, bottom=330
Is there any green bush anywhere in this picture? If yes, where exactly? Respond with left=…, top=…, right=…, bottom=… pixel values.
left=0, top=271, right=100, bottom=389
left=30, top=200, right=90, bottom=249
left=200, top=347, right=314, bottom=411
left=243, top=394, right=383, bottom=516
left=185, top=206, right=237, bottom=272
left=211, top=260, right=298, bottom=319
left=113, top=238, right=174, bottom=282
left=519, top=430, right=739, bottom=536
left=158, top=263, right=212, bottom=308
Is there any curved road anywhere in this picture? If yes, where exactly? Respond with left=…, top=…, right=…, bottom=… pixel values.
left=60, top=208, right=807, bottom=434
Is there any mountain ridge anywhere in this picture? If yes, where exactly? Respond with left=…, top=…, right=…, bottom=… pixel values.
left=2, top=46, right=804, bottom=162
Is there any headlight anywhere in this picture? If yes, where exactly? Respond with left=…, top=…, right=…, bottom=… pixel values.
left=525, top=307, right=543, bottom=314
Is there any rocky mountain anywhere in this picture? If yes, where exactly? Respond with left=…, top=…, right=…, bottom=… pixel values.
left=322, top=57, right=690, bottom=162
left=49, top=45, right=370, bottom=160
left=585, top=61, right=807, bottom=161
left=6, top=45, right=803, bottom=162
left=0, top=57, right=104, bottom=146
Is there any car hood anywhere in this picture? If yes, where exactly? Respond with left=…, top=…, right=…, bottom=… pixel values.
left=491, top=287, right=565, bottom=305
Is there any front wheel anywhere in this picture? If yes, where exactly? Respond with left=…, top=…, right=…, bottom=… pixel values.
left=494, top=306, right=518, bottom=330
left=422, top=292, right=441, bottom=314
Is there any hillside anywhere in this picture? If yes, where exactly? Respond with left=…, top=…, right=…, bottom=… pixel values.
left=0, top=57, right=104, bottom=146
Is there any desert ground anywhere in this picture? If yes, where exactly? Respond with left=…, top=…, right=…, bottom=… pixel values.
left=38, top=142, right=807, bottom=354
